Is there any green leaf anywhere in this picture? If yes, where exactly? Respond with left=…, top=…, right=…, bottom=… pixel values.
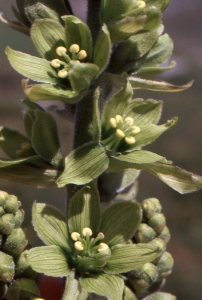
left=31, top=19, right=65, bottom=60
left=93, top=24, right=111, bottom=73
left=100, top=201, right=142, bottom=247
left=143, top=292, right=176, bottom=300
left=27, top=245, right=71, bottom=276
left=92, top=87, right=101, bottom=142
left=104, top=244, right=160, bottom=273
left=62, top=15, right=92, bottom=60
left=57, top=142, right=109, bottom=187
left=5, top=47, right=60, bottom=84
left=68, top=183, right=101, bottom=236
left=0, top=156, right=59, bottom=187
left=141, top=163, right=202, bottom=194
left=5, top=279, right=40, bottom=300
left=68, top=61, right=99, bottom=92
left=22, top=80, right=83, bottom=103
left=62, top=272, right=89, bottom=300
left=123, top=286, right=137, bottom=300
left=0, top=127, right=35, bottom=159
left=129, top=76, right=194, bottom=92
left=80, top=274, right=124, bottom=300
left=31, top=110, right=63, bottom=168
left=32, top=202, right=71, bottom=250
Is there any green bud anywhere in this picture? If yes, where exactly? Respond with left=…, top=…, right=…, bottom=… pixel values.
left=0, top=214, right=15, bottom=235
left=148, top=213, right=166, bottom=234
left=129, top=263, right=158, bottom=293
left=0, top=191, right=7, bottom=206
left=14, top=209, right=25, bottom=228
left=2, top=228, right=27, bottom=255
left=135, top=223, right=156, bottom=243
left=0, top=251, right=15, bottom=283
left=158, top=226, right=171, bottom=244
left=4, top=195, right=20, bottom=214
left=156, top=251, right=174, bottom=281
left=142, top=198, right=162, bottom=219
left=14, top=250, right=38, bottom=280
left=148, top=238, right=166, bottom=263
left=0, top=207, right=5, bottom=217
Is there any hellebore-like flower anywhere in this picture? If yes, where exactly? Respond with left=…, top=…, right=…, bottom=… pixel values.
left=27, top=183, right=160, bottom=300
left=5, top=16, right=111, bottom=103
left=0, top=99, right=62, bottom=187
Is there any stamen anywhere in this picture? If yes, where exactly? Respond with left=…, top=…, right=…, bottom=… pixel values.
left=77, top=50, right=87, bottom=60
left=131, top=126, right=140, bottom=134
left=98, top=243, right=109, bottom=253
left=71, top=232, right=80, bottom=241
left=115, top=115, right=123, bottom=123
left=50, top=59, right=61, bottom=68
left=74, top=241, right=84, bottom=251
left=69, top=44, right=80, bottom=53
left=124, top=117, right=134, bottom=126
left=109, top=118, right=117, bottom=128
left=20, top=142, right=32, bottom=151
left=82, top=227, right=93, bottom=237
left=56, top=46, right=67, bottom=56
left=137, top=0, right=146, bottom=8
left=116, top=129, right=125, bottom=138
left=125, top=136, right=136, bottom=145
left=58, top=69, right=68, bottom=78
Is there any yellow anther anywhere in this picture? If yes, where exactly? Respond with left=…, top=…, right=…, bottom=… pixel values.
left=71, top=232, right=80, bottom=241
left=16, top=149, right=24, bottom=156
left=20, top=142, right=32, bottom=151
left=116, top=129, right=125, bottom=138
left=131, top=126, right=140, bottom=134
left=58, top=69, right=68, bottom=78
left=124, top=117, right=134, bottom=126
left=50, top=59, right=61, bottom=68
left=125, top=136, right=136, bottom=145
left=98, top=243, right=109, bottom=253
left=74, top=241, right=84, bottom=251
left=82, top=227, right=93, bottom=236
left=115, top=115, right=123, bottom=123
left=77, top=50, right=87, bottom=60
left=109, top=118, right=117, bottom=128
left=137, top=0, right=146, bottom=8
left=69, top=44, right=80, bottom=53
left=56, top=46, right=67, bottom=56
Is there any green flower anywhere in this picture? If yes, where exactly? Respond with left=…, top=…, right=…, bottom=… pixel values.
left=0, top=100, right=62, bottom=187
left=5, top=16, right=111, bottom=103
left=27, top=183, right=160, bottom=300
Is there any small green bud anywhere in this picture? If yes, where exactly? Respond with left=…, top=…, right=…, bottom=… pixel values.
left=0, top=207, right=5, bottom=217
left=158, top=226, right=171, bottom=244
left=0, top=214, right=15, bottom=235
left=4, top=195, right=20, bottom=214
left=156, top=251, right=174, bottom=281
left=148, top=238, right=166, bottom=263
left=2, top=228, right=27, bottom=255
left=0, top=191, right=7, bottom=206
left=135, top=223, right=156, bottom=243
left=14, top=209, right=25, bottom=228
left=148, top=213, right=166, bottom=234
left=142, top=198, right=162, bottom=219
left=0, top=251, right=15, bottom=283
left=14, top=250, right=38, bottom=280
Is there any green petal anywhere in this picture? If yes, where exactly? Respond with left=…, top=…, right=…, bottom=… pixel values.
left=134, top=61, right=176, bottom=77
left=104, top=244, right=160, bottom=274
left=100, top=201, right=142, bottom=247
left=22, top=80, right=83, bottom=103
left=62, top=15, right=92, bottom=60
left=31, top=19, right=65, bottom=60
left=68, top=183, right=101, bottom=236
left=0, top=126, right=35, bottom=159
left=5, top=47, right=59, bottom=84
left=57, top=142, right=109, bottom=187
left=0, top=156, right=59, bottom=187
left=68, top=61, right=99, bottom=92
left=93, top=24, right=111, bottom=73
left=129, top=76, right=194, bottom=92
left=27, top=245, right=71, bottom=276
left=143, top=292, right=176, bottom=300
left=62, top=273, right=89, bottom=300
left=32, top=202, right=71, bottom=250
left=31, top=110, right=63, bottom=168
left=5, top=279, right=40, bottom=300
left=123, top=286, right=137, bottom=300
left=80, top=274, right=124, bottom=300
left=141, top=163, right=202, bottom=194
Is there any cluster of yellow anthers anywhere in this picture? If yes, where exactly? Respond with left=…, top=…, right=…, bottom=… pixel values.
left=136, top=0, right=146, bottom=8
left=71, top=227, right=109, bottom=254
left=50, top=44, right=87, bottom=79
left=109, top=115, right=140, bottom=145
left=16, top=142, right=32, bottom=156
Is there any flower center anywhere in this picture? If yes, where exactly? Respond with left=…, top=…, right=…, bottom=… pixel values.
left=50, top=44, right=87, bottom=79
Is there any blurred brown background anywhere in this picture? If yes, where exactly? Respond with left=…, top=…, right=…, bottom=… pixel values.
left=0, top=1, right=202, bottom=299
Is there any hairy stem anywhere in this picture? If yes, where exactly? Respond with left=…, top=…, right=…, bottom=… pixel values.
left=87, top=0, right=102, bottom=43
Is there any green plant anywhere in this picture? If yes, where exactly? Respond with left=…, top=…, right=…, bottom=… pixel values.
left=0, top=0, right=201, bottom=299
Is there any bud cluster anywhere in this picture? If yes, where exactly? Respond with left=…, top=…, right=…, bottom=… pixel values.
left=128, top=198, right=173, bottom=296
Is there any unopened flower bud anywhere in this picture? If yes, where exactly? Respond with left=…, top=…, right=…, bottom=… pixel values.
left=0, top=214, right=15, bottom=235
left=142, top=198, right=162, bottom=219
left=0, top=191, right=7, bottom=206
left=158, top=226, right=170, bottom=244
left=2, top=228, right=27, bottom=255
left=4, top=195, right=20, bottom=214
left=82, top=227, right=92, bottom=236
left=14, top=209, right=25, bottom=228
left=135, top=223, right=156, bottom=243
left=148, top=238, right=166, bottom=263
left=56, top=46, right=67, bottom=56
left=0, top=207, right=5, bottom=217
left=156, top=251, right=174, bottom=281
left=0, top=252, right=15, bottom=283
left=148, top=213, right=166, bottom=235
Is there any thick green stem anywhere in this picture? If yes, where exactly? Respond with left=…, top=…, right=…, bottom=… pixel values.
left=87, top=0, right=102, bottom=43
